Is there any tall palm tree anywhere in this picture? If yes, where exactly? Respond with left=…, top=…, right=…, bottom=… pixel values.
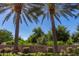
left=0, top=3, right=45, bottom=53
left=42, top=3, right=78, bottom=53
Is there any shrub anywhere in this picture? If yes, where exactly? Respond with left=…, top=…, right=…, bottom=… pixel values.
left=57, top=41, right=64, bottom=45
left=6, top=41, right=14, bottom=45
left=26, top=43, right=34, bottom=47
left=45, top=53, right=58, bottom=56
left=27, top=52, right=46, bottom=56
left=21, top=52, right=54, bottom=56
left=74, top=47, right=79, bottom=55
left=17, top=52, right=24, bottom=56
left=36, top=52, right=46, bottom=56
left=18, top=39, right=26, bottom=45
left=0, top=29, right=13, bottom=44
left=59, top=52, right=64, bottom=56
left=56, top=25, right=70, bottom=42
left=66, top=38, right=73, bottom=45
left=46, top=41, right=54, bottom=46
left=0, top=53, right=17, bottom=56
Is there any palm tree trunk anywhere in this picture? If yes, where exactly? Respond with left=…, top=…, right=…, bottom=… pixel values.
left=14, top=13, right=20, bottom=53
left=49, top=4, right=58, bottom=53
left=50, top=15, right=58, bottom=53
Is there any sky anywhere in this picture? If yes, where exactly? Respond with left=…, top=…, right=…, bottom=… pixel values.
left=0, top=5, right=79, bottom=40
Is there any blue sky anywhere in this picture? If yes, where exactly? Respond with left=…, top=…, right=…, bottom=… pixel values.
left=0, top=7, right=79, bottom=40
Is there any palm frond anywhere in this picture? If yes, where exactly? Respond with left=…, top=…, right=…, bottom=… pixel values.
left=75, top=13, right=79, bottom=18
left=0, top=7, right=10, bottom=14
left=23, top=10, right=33, bottom=23
left=13, top=13, right=16, bottom=26
left=41, top=13, right=46, bottom=24
left=0, top=3, right=46, bottom=27
left=55, top=13, right=60, bottom=17
left=64, top=10, right=76, bottom=17
left=28, top=7, right=42, bottom=14
left=60, top=11, right=70, bottom=20
left=30, top=13, right=38, bottom=24
left=21, top=13, right=28, bottom=26
left=35, top=11, right=44, bottom=16
left=28, top=8, right=39, bottom=23
left=65, top=4, right=79, bottom=10
left=54, top=14, right=61, bottom=24
left=20, top=15, right=23, bottom=24
left=2, top=10, right=13, bottom=25
left=26, top=3, right=45, bottom=8
left=46, top=12, right=50, bottom=21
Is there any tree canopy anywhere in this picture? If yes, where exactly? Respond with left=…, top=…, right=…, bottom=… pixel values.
left=0, top=29, right=13, bottom=44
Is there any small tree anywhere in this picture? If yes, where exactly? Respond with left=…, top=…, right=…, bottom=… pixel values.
left=28, top=27, right=47, bottom=45
left=18, top=37, right=26, bottom=45
left=46, top=31, right=52, bottom=41
left=27, top=34, right=37, bottom=43
left=56, top=25, right=70, bottom=42
left=72, top=25, right=79, bottom=42
left=0, top=29, right=13, bottom=44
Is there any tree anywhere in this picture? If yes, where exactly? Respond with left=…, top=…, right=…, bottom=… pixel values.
left=46, top=31, right=52, bottom=41
left=28, top=27, right=46, bottom=44
left=28, top=34, right=37, bottom=43
left=0, top=3, right=45, bottom=52
left=18, top=37, right=26, bottom=45
left=0, top=29, right=13, bottom=44
left=56, top=25, right=70, bottom=42
left=33, top=27, right=44, bottom=38
left=72, top=25, right=79, bottom=42
left=33, top=27, right=47, bottom=44
left=42, top=3, right=78, bottom=52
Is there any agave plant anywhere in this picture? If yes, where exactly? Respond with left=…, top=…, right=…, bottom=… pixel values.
left=0, top=3, right=45, bottom=53
left=42, top=3, right=79, bottom=53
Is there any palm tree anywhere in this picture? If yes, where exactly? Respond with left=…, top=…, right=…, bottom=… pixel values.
left=0, top=3, right=45, bottom=53
left=33, top=27, right=45, bottom=44
left=56, top=25, right=70, bottom=42
left=42, top=3, right=78, bottom=53
left=33, top=27, right=44, bottom=37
